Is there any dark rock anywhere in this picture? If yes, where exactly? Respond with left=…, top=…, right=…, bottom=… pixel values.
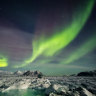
left=23, top=70, right=43, bottom=78
left=77, top=70, right=96, bottom=76
left=37, top=73, right=43, bottom=78
left=23, top=70, right=33, bottom=76
left=0, top=84, right=8, bottom=89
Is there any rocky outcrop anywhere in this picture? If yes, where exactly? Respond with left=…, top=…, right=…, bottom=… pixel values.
left=77, top=70, right=96, bottom=76
left=14, top=71, right=23, bottom=75
left=23, top=70, right=43, bottom=78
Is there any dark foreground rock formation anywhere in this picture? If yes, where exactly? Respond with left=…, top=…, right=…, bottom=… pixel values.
left=0, top=70, right=96, bottom=96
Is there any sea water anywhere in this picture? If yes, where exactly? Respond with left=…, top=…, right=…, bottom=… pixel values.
left=0, top=89, right=45, bottom=96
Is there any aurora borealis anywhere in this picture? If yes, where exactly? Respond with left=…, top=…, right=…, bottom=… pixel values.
left=0, top=55, right=8, bottom=67
left=0, top=0, right=96, bottom=75
left=65, top=35, right=96, bottom=64
left=22, top=0, right=94, bottom=67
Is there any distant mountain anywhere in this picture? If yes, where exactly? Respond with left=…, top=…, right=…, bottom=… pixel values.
left=23, top=70, right=43, bottom=78
left=77, top=70, right=96, bottom=76
left=14, top=71, right=23, bottom=75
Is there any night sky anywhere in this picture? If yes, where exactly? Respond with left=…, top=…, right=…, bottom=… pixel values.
left=0, top=0, right=96, bottom=76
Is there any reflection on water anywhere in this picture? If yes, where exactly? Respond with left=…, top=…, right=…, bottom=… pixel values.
left=0, top=89, right=45, bottom=96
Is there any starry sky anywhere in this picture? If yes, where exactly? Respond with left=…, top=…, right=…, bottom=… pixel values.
left=0, top=0, right=96, bottom=76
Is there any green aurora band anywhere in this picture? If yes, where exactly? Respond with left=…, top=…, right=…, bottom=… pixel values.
left=14, top=0, right=95, bottom=68
left=64, top=35, right=96, bottom=64
left=0, top=55, right=8, bottom=67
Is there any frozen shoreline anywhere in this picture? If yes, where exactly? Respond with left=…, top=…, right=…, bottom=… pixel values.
left=0, top=70, right=96, bottom=96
